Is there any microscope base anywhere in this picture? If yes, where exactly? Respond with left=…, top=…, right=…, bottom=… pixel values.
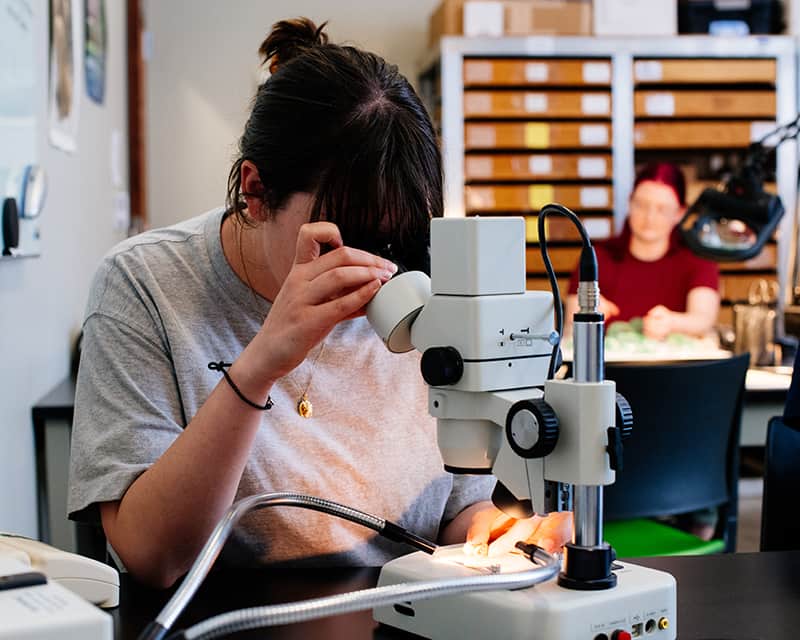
left=373, top=546, right=676, bottom=640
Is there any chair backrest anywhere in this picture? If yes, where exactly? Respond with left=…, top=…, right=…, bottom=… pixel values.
left=602, top=354, right=749, bottom=550
left=761, top=415, right=800, bottom=551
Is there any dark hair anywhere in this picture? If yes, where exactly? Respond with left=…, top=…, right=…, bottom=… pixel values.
left=603, top=162, right=688, bottom=261
left=632, top=162, right=687, bottom=207
left=226, top=17, right=442, bottom=273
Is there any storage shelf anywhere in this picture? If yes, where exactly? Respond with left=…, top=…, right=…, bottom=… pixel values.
left=434, top=36, right=797, bottom=317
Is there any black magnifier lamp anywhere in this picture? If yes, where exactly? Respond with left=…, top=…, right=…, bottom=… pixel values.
left=678, top=116, right=798, bottom=262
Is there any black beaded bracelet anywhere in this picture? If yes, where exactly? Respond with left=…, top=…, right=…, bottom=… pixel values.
left=208, top=361, right=274, bottom=410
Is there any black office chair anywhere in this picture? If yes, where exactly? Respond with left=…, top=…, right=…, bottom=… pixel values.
left=760, top=415, right=800, bottom=551
left=600, top=354, right=749, bottom=557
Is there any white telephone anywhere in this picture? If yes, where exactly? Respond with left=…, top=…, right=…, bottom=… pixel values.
left=0, top=533, right=117, bottom=640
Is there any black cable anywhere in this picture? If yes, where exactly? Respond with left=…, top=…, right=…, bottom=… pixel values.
left=537, top=204, right=596, bottom=379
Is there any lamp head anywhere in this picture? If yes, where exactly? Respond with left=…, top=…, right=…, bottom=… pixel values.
left=679, top=146, right=784, bottom=263
left=679, top=186, right=783, bottom=262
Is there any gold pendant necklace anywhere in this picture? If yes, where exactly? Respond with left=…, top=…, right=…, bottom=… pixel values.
left=296, top=394, right=313, bottom=419
left=291, top=341, right=326, bottom=419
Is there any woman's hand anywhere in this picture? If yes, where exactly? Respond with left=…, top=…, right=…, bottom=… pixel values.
left=643, top=304, right=674, bottom=340
left=464, top=506, right=573, bottom=557
left=598, top=295, right=620, bottom=320
left=251, top=222, right=397, bottom=381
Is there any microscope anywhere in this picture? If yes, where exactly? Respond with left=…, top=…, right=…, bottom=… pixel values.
left=367, top=214, right=677, bottom=640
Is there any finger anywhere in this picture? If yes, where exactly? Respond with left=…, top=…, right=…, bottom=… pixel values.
left=488, top=512, right=517, bottom=541
left=294, top=222, right=344, bottom=265
left=464, top=509, right=503, bottom=556
left=307, top=265, right=394, bottom=303
left=530, top=513, right=573, bottom=553
left=488, top=516, right=542, bottom=558
left=532, top=537, right=560, bottom=554
left=315, top=279, right=382, bottom=324
left=302, top=245, right=397, bottom=281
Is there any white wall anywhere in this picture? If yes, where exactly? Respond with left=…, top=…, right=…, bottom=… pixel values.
left=0, top=0, right=128, bottom=537
left=145, top=0, right=440, bottom=228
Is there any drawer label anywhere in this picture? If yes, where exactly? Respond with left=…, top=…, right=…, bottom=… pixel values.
left=465, top=157, right=493, bottom=178
left=580, top=186, right=609, bottom=208
left=524, top=123, right=550, bottom=148
left=582, top=93, right=610, bottom=115
left=525, top=217, right=540, bottom=243
left=466, top=125, right=497, bottom=148
left=645, top=92, right=675, bottom=116
left=579, top=124, right=609, bottom=146
left=465, top=187, right=494, bottom=210
left=529, top=155, right=553, bottom=176
left=634, top=60, right=663, bottom=82
left=465, top=61, right=493, bottom=84
left=578, top=157, right=607, bottom=178
left=525, top=63, right=549, bottom=83
left=528, top=185, right=555, bottom=210
left=583, top=62, right=611, bottom=84
left=464, top=92, right=492, bottom=115
left=582, top=217, right=612, bottom=239
left=524, top=93, right=548, bottom=113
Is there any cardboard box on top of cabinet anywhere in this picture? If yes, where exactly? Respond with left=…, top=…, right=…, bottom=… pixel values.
left=593, top=0, right=678, bottom=35
left=429, top=0, right=593, bottom=45
left=506, top=0, right=592, bottom=36
left=428, top=0, right=464, bottom=46
left=464, top=2, right=505, bottom=36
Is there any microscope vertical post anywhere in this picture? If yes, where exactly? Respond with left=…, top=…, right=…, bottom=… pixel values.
left=572, top=278, right=606, bottom=549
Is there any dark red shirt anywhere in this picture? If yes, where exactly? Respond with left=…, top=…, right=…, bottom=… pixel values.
left=568, top=222, right=719, bottom=323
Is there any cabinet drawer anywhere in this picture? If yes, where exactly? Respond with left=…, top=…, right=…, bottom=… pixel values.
left=525, top=214, right=614, bottom=243
left=466, top=184, right=612, bottom=212
left=464, top=59, right=611, bottom=87
left=635, top=91, right=775, bottom=118
left=634, top=121, right=771, bottom=149
left=527, top=276, right=570, bottom=298
left=633, top=59, right=776, bottom=85
left=464, top=90, right=611, bottom=118
left=465, top=122, right=612, bottom=149
left=465, top=153, right=612, bottom=180
left=527, top=246, right=581, bottom=274
left=720, top=274, right=779, bottom=302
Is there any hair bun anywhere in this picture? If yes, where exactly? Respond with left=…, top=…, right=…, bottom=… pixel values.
left=260, top=17, right=329, bottom=74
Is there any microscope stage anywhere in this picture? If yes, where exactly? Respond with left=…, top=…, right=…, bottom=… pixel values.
left=373, top=546, right=676, bottom=640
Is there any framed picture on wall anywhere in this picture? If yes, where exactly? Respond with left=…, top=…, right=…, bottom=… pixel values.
left=84, top=0, right=106, bottom=105
left=49, top=0, right=81, bottom=153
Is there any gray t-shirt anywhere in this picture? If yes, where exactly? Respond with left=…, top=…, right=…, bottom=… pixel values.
left=68, top=208, right=494, bottom=566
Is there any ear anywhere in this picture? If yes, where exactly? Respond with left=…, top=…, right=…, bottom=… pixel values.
left=240, top=160, right=268, bottom=221
left=672, top=205, right=687, bottom=227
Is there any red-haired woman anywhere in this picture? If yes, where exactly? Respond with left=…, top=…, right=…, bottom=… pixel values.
left=566, top=162, right=720, bottom=339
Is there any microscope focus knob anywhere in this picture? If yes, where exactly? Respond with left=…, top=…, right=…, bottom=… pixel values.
left=420, top=346, right=464, bottom=386
left=505, top=398, right=559, bottom=459
left=615, top=393, right=633, bottom=440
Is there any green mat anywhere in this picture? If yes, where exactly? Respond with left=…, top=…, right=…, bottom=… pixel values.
left=605, top=518, right=726, bottom=557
